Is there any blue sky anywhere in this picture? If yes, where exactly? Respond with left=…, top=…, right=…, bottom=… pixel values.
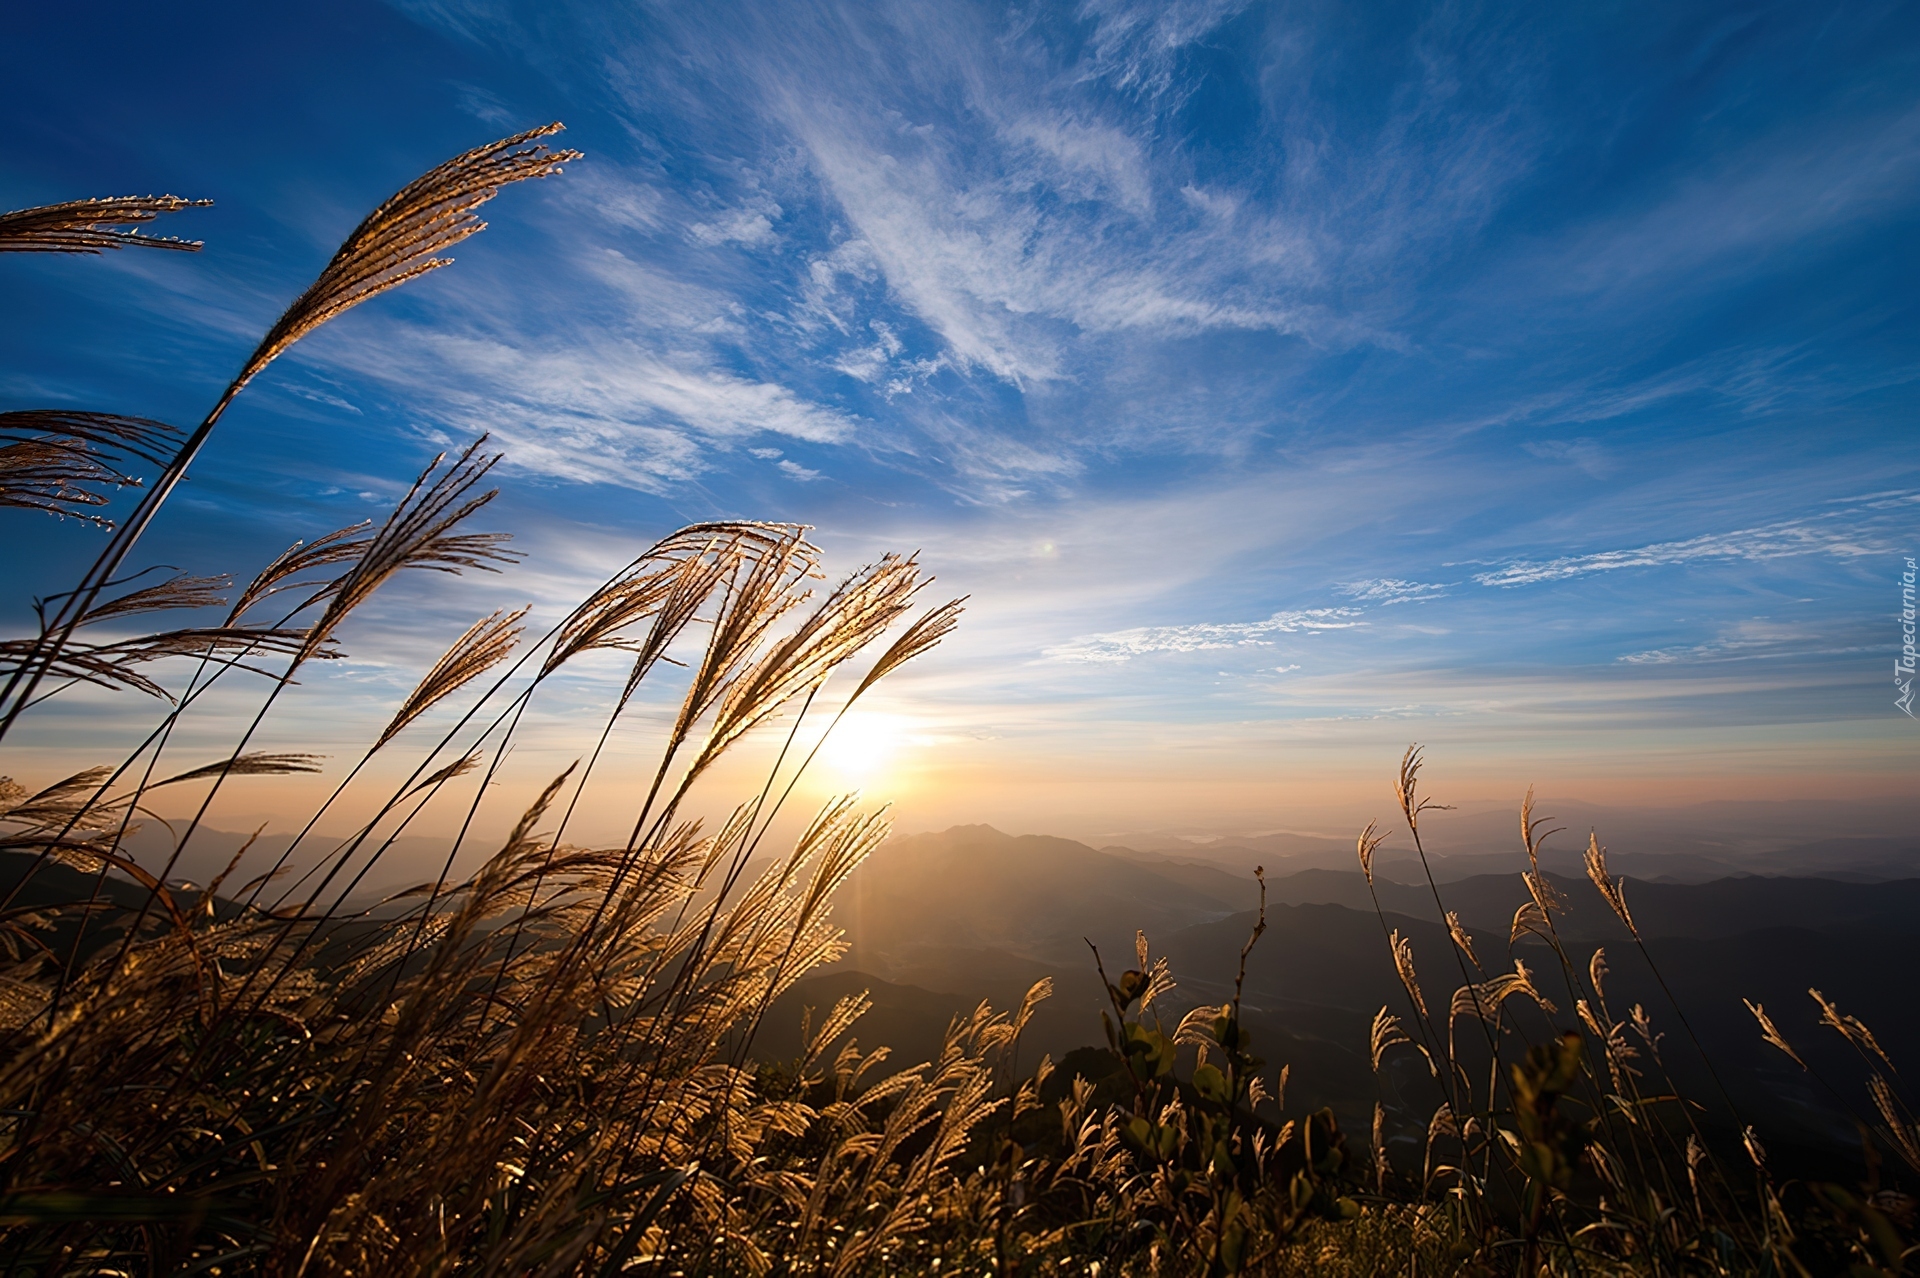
left=3, top=0, right=1917, bottom=837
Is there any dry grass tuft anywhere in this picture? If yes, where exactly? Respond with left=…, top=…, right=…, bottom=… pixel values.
left=0, top=411, right=182, bottom=524
left=1355, top=819, right=1385, bottom=887
left=0, top=126, right=576, bottom=747
left=151, top=752, right=327, bottom=789
left=378, top=607, right=529, bottom=747
left=297, top=438, right=517, bottom=664
left=0, top=195, right=210, bottom=254
left=229, top=124, right=576, bottom=400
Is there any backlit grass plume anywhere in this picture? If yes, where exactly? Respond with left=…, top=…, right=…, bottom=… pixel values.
left=0, top=482, right=971, bottom=1272
left=0, top=411, right=182, bottom=524
left=226, top=123, right=577, bottom=405
left=377, top=606, right=528, bottom=748
left=0, top=124, right=576, bottom=745
left=0, top=194, right=209, bottom=254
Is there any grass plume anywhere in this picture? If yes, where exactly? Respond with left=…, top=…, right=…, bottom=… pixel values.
left=0, top=195, right=210, bottom=254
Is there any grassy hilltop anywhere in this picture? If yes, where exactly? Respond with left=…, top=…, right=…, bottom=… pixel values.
left=3, top=140, right=1916, bottom=1274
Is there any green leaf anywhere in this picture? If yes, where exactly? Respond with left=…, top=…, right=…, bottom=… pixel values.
left=1220, top=1213, right=1248, bottom=1273
left=0, top=1190, right=236, bottom=1223
left=1193, top=1062, right=1231, bottom=1105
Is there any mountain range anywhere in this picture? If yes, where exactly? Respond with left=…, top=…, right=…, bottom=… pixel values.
left=33, top=810, right=1916, bottom=1160
left=756, top=822, right=1920, bottom=1160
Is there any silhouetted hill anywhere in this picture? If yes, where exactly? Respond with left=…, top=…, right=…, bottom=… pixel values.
left=1144, top=897, right=1920, bottom=1148
left=114, top=823, right=456, bottom=906
left=837, top=824, right=1244, bottom=968
left=1107, top=802, right=1920, bottom=883
left=813, top=824, right=1920, bottom=1150
left=1236, top=867, right=1920, bottom=944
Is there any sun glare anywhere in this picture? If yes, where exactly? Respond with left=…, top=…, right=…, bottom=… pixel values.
left=817, top=711, right=907, bottom=787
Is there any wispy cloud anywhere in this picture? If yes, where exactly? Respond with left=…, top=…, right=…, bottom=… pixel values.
left=1617, top=619, right=1825, bottom=665
left=687, top=197, right=782, bottom=247
left=1522, top=438, right=1612, bottom=479
left=1543, top=102, right=1920, bottom=298
left=1471, top=512, right=1895, bottom=588
left=1338, top=578, right=1450, bottom=605
left=451, top=81, right=518, bottom=126
left=1046, top=608, right=1364, bottom=663
left=326, top=322, right=859, bottom=491
left=787, top=108, right=1333, bottom=386
left=1076, top=0, right=1254, bottom=103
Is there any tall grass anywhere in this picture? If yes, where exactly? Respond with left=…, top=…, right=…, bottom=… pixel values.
left=1336, top=748, right=1920, bottom=1276
left=3, top=137, right=1916, bottom=1275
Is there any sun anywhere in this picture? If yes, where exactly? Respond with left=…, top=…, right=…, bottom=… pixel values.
left=816, top=711, right=907, bottom=787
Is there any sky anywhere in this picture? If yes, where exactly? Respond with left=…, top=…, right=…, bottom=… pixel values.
left=3, top=0, right=1918, bottom=849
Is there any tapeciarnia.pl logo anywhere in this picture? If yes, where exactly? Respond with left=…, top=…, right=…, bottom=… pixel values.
left=1900, top=556, right=1917, bottom=718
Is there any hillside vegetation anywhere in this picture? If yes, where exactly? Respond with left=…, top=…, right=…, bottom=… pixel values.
left=807, top=822, right=1920, bottom=1147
